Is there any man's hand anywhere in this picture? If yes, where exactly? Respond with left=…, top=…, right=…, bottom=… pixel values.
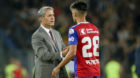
left=52, top=66, right=60, bottom=78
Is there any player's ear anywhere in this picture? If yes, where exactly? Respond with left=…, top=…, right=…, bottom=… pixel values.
left=74, top=11, right=78, bottom=17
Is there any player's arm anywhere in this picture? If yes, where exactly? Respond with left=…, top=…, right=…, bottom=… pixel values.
left=52, top=27, right=78, bottom=78
left=62, top=46, right=69, bottom=57
left=59, top=45, right=76, bottom=67
left=52, top=45, right=77, bottom=78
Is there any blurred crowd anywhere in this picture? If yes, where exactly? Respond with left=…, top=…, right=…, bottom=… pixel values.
left=0, top=0, right=140, bottom=78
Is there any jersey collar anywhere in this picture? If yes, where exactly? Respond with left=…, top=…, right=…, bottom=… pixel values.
left=77, top=21, right=89, bottom=24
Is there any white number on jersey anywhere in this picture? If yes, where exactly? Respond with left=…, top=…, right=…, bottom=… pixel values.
left=82, top=36, right=99, bottom=58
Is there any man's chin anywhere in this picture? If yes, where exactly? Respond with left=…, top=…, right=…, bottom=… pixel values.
left=50, top=24, right=54, bottom=27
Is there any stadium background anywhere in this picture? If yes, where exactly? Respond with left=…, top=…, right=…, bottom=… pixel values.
left=0, top=0, right=140, bottom=78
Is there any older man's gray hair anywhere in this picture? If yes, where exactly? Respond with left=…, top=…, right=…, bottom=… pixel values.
left=38, top=6, right=54, bottom=17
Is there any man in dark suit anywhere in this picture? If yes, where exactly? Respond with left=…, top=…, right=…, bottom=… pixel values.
left=31, top=6, right=68, bottom=78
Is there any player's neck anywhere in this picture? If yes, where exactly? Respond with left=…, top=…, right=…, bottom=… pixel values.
left=76, top=17, right=86, bottom=24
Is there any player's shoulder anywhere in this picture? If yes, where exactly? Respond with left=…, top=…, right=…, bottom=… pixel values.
left=87, top=22, right=97, bottom=27
left=69, top=22, right=90, bottom=30
left=87, top=22, right=99, bottom=30
left=69, top=22, right=99, bottom=31
left=68, top=24, right=81, bottom=35
left=70, top=23, right=82, bottom=29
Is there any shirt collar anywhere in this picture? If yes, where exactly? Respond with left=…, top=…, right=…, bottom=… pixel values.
left=41, top=24, right=50, bottom=33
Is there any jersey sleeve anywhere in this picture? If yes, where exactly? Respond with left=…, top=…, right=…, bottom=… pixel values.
left=68, top=28, right=78, bottom=45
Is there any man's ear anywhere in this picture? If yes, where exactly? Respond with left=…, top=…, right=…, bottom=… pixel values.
left=74, top=11, right=77, bottom=17
left=39, top=17, right=43, bottom=22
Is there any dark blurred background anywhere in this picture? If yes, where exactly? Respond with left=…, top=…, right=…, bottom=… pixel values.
left=0, top=0, right=140, bottom=78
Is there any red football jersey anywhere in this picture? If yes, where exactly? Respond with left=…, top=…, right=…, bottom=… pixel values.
left=68, top=22, right=100, bottom=77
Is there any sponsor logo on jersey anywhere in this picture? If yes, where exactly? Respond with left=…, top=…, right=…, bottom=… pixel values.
left=69, top=36, right=74, bottom=41
left=86, top=29, right=99, bottom=34
left=80, top=28, right=86, bottom=35
left=86, top=59, right=100, bottom=65
left=69, top=29, right=74, bottom=34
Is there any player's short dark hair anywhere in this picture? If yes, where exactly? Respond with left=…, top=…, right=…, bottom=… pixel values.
left=70, top=1, right=87, bottom=14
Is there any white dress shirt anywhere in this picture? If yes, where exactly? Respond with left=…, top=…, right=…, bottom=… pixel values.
left=41, top=24, right=51, bottom=37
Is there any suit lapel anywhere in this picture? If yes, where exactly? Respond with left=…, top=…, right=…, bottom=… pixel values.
left=39, top=27, right=58, bottom=51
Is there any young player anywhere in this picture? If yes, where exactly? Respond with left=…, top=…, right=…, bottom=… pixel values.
left=52, top=1, right=100, bottom=78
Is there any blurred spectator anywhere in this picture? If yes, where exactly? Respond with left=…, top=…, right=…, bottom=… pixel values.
left=131, top=65, right=138, bottom=78
left=105, top=46, right=124, bottom=78
left=5, top=58, right=28, bottom=78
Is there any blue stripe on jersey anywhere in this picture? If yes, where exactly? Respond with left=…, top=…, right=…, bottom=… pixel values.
left=68, top=23, right=81, bottom=45
left=74, top=56, right=77, bottom=77
left=68, top=28, right=79, bottom=45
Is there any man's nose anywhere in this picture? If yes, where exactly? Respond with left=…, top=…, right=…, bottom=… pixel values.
left=51, top=16, right=55, bottom=20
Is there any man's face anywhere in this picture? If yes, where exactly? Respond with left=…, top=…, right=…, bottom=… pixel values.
left=41, top=9, right=55, bottom=27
